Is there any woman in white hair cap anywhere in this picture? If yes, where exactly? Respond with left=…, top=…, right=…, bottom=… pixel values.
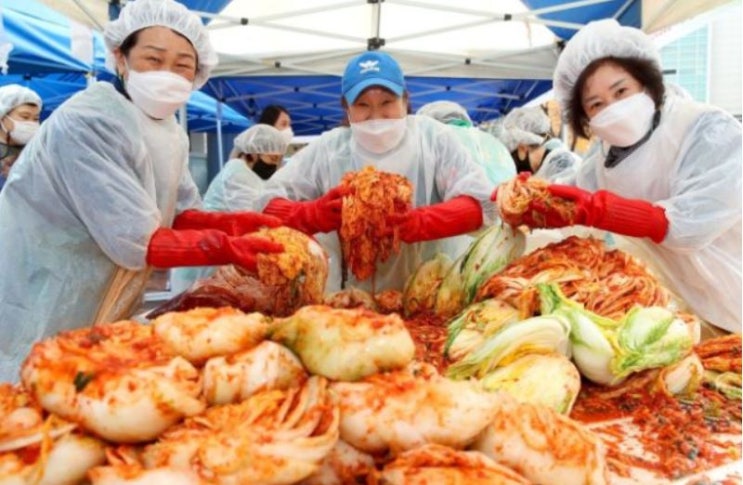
left=0, top=0, right=283, bottom=382
left=170, top=124, right=290, bottom=292
left=0, top=84, right=42, bottom=190
left=417, top=100, right=515, bottom=187
left=502, top=105, right=580, bottom=184
left=493, top=19, right=741, bottom=333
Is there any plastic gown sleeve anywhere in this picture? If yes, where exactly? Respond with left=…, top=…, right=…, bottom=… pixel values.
left=535, top=149, right=578, bottom=184
left=175, top=165, right=203, bottom=213
left=430, top=125, right=496, bottom=226
left=210, top=159, right=264, bottom=211
left=658, top=111, right=742, bottom=251
left=49, top=96, right=162, bottom=270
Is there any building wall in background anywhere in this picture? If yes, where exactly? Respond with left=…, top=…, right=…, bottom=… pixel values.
left=660, top=1, right=742, bottom=119
left=708, top=4, right=742, bottom=118
left=660, top=26, right=709, bottom=102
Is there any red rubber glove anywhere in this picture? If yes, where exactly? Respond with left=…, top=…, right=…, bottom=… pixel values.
left=388, top=195, right=484, bottom=244
left=146, top=228, right=283, bottom=271
left=530, top=185, right=668, bottom=243
left=264, top=186, right=351, bottom=235
left=173, top=209, right=282, bottom=237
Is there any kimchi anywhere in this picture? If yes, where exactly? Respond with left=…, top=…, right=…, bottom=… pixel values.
left=339, top=166, right=413, bottom=283
left=497, top=175, right=577, bottom=227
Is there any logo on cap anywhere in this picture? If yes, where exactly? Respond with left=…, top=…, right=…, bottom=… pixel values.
left=359, top=60, right=381, bottom=74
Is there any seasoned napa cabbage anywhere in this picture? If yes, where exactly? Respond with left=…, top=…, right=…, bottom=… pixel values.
left=269, top=305, right=415, bottom=381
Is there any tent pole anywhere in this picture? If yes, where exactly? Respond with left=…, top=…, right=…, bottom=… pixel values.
left=216, top=100, right=224, bottom=170
left=178, top=104, right=188, bottom=132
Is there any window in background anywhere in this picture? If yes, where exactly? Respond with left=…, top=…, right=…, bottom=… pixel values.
left=660, top=25, right=709, bottom=102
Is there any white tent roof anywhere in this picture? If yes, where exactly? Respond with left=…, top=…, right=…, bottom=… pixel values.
left=207, top=0, right=558, bottom=78
left=31, top=0, right=737, bottom=133
left=37, top=0, right=734, bottom=81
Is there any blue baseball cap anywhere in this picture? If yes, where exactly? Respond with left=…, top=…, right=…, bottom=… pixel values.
left=342, top=51, right=406, bottom=104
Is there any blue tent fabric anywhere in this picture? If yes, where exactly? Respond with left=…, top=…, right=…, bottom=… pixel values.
left=522, top=0, right=641, bottom=41
left=186, top=89, right=252, bottom=132
left=203, top=75, right=552, bottom=135
left=0, top=73, right=90, bottom=120
left=179, top=0, right=233, bottom=19
left=2, top=0, right=107, bottom=74
left=0, top=72, right=251, bottom=132
left=108, top=1, right=234, bottom=23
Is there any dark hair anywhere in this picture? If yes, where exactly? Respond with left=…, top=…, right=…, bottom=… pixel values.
left=117, top=28, right=197, bottom=69
left=118, top=30, right=142, bottom=58
left=567, top=57, right=665, bottom=139
left=258, top=105, right=290, bottom=126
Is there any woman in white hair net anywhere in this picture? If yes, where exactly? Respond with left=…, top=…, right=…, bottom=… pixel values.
left=170, top=124, right=289, bottom=293
left=493, top=19, right=741, bottom=333
left=417, top=100, right=515, bottom=187
left=0, top=0, right=284, bottom=382
left=212, top=123, right=290, bottom=207
left=503, top=105, right=580, bottom=184
left=0, top=84, right=42, bottom=190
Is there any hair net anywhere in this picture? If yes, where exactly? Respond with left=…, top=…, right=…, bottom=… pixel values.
left=504, top=106, right=550, bottom=136
left=553, top=18, right=661, bottom=113
left=233, top=124, right=288, bottom=155
left=486, top=118, right=517, bottom=152
left=507, top=127, right=544, bottom=148
left=417, top=100, right=472, bottom=126
left=0, top=85, right=42, bottom=119
left=103, top=0, right=218, bottom=89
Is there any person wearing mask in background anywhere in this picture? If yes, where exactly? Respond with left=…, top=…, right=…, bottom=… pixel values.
left=257, top=51, right=494, bottom=293
left=0, top=85, right=42, bottom=191
left=416, top=100, right=516, bottom=187
left=503, top=105, right=581, bottom=183
left=170, top=124, right=289, bottom=293
left=0, top=0, right=283, bottom=382
left=494, top=19, right=741, bottom=333
left=258, top=104, right=293, bottom=148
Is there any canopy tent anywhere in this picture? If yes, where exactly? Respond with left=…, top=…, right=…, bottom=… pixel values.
left=196, top=0, right=733, bottom=134
left=0, top=0, right=251, bottom=132
left=199, top=0, right=641, bottom=134
left=11, top=0, right=736, bottom=135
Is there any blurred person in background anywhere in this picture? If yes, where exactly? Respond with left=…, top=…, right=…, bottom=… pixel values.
left=170, top=124, right=289, bottom=293
left=258, top=104, right=293, bottom=147
left=416, top=100, right=516, bottom=186
left=0, top=85, right=42, bottom=190
left=503, top=105, right=581, bottom=183
left=0, top=0, right=282, bottom=382
left=257, top=51, right=495, bottom=292
left=496, top=19, right=741, bottom=333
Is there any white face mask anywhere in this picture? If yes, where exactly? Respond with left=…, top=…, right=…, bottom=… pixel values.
left=589, top=92, right=656, bottom=148
left=280, top=127, right=294, bottom=144
left=125, top=68, right=193, bottom=119
left=4, top=117, right=40, bottom=145
left=350, top=118, right=407, bottom=154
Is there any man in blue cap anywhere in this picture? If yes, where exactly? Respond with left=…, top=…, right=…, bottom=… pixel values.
left=256, top=50, right=495, bottom=292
